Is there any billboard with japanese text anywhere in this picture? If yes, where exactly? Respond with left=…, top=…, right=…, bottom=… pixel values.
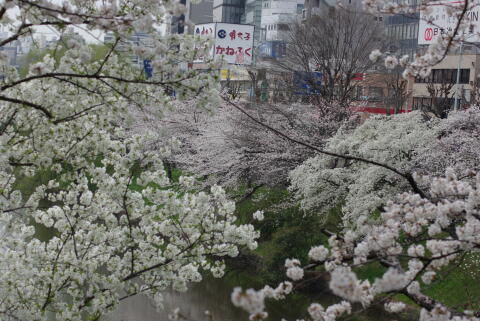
left=418, top=0, right=480, bottom=45
left=193, top=23, right=216, bottom=63
left=194, top=23, right=255, bottom=65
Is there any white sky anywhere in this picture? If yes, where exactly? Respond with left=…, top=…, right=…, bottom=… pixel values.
left=6, top=0, right=167, bottom=44
left=34, top=25, right=105, bottom=43
left=4, top=1, right=169, bottom=45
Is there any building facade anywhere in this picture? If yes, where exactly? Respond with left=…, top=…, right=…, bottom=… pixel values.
left=241, top=0, right=262, bottom=45
left=213, top=0, right=246, bottom=23
left=409, top=53, right=480, bottom=115
left=188, top=0, right=214, bottom=25
left=261, top=0, right=304, bottom=41
left=385, top=13, right=419, bottom=58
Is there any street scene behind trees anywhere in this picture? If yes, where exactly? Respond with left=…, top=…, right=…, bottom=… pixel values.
left=0, top=0, right=480, bottom=321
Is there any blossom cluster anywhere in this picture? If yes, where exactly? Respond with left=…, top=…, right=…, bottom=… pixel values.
left=233, top=169, right=480, bottom=321
left=231, top=281, right=293, bottom=320
left=0, top=1, right=258, bottom=320
left=290, top=111, right=440, bottom=227
left=136, top=100, right=355, bottom=191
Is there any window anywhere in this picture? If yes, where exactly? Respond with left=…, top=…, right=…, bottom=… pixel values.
left=460, top=69, right=470, bottom=83
left=415, top=69, right=470, bottom=84
left=413, top=97, right=454, bottom=116
left=368, top=87, right=384, bottom=101
left=296, top=3, right=304, bottom=14
left=352, top=86, right=362, bottom=100
left=412, top=97, right=431, bottom=110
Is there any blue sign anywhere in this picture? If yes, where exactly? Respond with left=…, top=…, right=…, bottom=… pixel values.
left=293, top=72, right=322, bottom=95
left=143, top=59, right=153, bottom=78
left=217, top=29, right=226, bottom=38
left=258, top=41, right=286, bottom=59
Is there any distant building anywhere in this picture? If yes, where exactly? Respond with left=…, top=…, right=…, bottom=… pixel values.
left=211, top=0, right=262, bottom=46
left=257, top=40, right=287, bottom=59
left=385, top=12, right=419, bottom=59
left=213, top=0, right=246, bottom=23
left=240, top=0, right=261, bottom=45
left=104, top=32, right=154, bottom=66
left=303, top=0, right=346, bottom=19
left=167, top=0, right=214, bottom=34
left=188, top=0, right=214, bottom=25
left=261, top=0, right=304, bottom=41
left=0, top=31, right=18, bottom=67
left=409, top=53, right=480, bottom=115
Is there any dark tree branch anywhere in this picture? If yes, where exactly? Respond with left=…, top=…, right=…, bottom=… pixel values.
left=222, top=97, right=427, bottom=198
left=0, top=95, right=53, bottom=118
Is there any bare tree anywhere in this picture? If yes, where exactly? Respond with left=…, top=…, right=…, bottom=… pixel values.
left=277, top=8, right=384, bottom=106
left=425, top=78, right=455, bottom=118
left=465, top=74, right=480, bottom=108
left=384, top=66, right=410, bottom=115
left=222, top=77, right=243, bottom=100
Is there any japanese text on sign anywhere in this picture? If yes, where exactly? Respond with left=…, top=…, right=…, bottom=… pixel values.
left=194, top=22, right=255, bottom=65
left=418, top=0, right=480, bottom=44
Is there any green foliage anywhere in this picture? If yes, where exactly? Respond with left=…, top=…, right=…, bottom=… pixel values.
left=17, top=42, right=111, bottom=77
left=233, top=186, right=340, bottom=283
left=17, top=47, right=50, bottom=77
left=353, top=251, right=480, bottom=314
left=13, top=168, right=58, bottom=241
left=423, top=253, right=480, bottom=311
left=89, top=44, right=110, bottom=62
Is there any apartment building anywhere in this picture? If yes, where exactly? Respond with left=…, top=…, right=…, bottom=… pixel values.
left=409, top=53, right=480, bottom=115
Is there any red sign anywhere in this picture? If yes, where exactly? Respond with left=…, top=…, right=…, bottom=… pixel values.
left=352, top=73, right=365, bottom=81
left=424, top=28, right=433, bottom=41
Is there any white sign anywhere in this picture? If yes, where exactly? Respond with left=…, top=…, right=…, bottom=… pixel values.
left=193, top=23, right=216, bottom=63
left=418, top=0, right=480, bottom=44
left=194, top=23, right=255, bottom=65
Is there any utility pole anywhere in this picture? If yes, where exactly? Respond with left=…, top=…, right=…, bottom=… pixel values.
left=454, top=41, right=464, bottom=111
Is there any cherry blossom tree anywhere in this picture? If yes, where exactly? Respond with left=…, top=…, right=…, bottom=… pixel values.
left=233, top=168, right=480, bottom=321
left=413, top=107, right=480, bottom=177
left=290, top=107, right=480, bottom=227
left=0, top=1, right=259, bottom=320
left=160, top=100, right=356, bottom=191
left=225, top=0, right=480, bottom=319
left=289, top=111, right=440, bottom=226
left=231, top=106, right=480, bottom=321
